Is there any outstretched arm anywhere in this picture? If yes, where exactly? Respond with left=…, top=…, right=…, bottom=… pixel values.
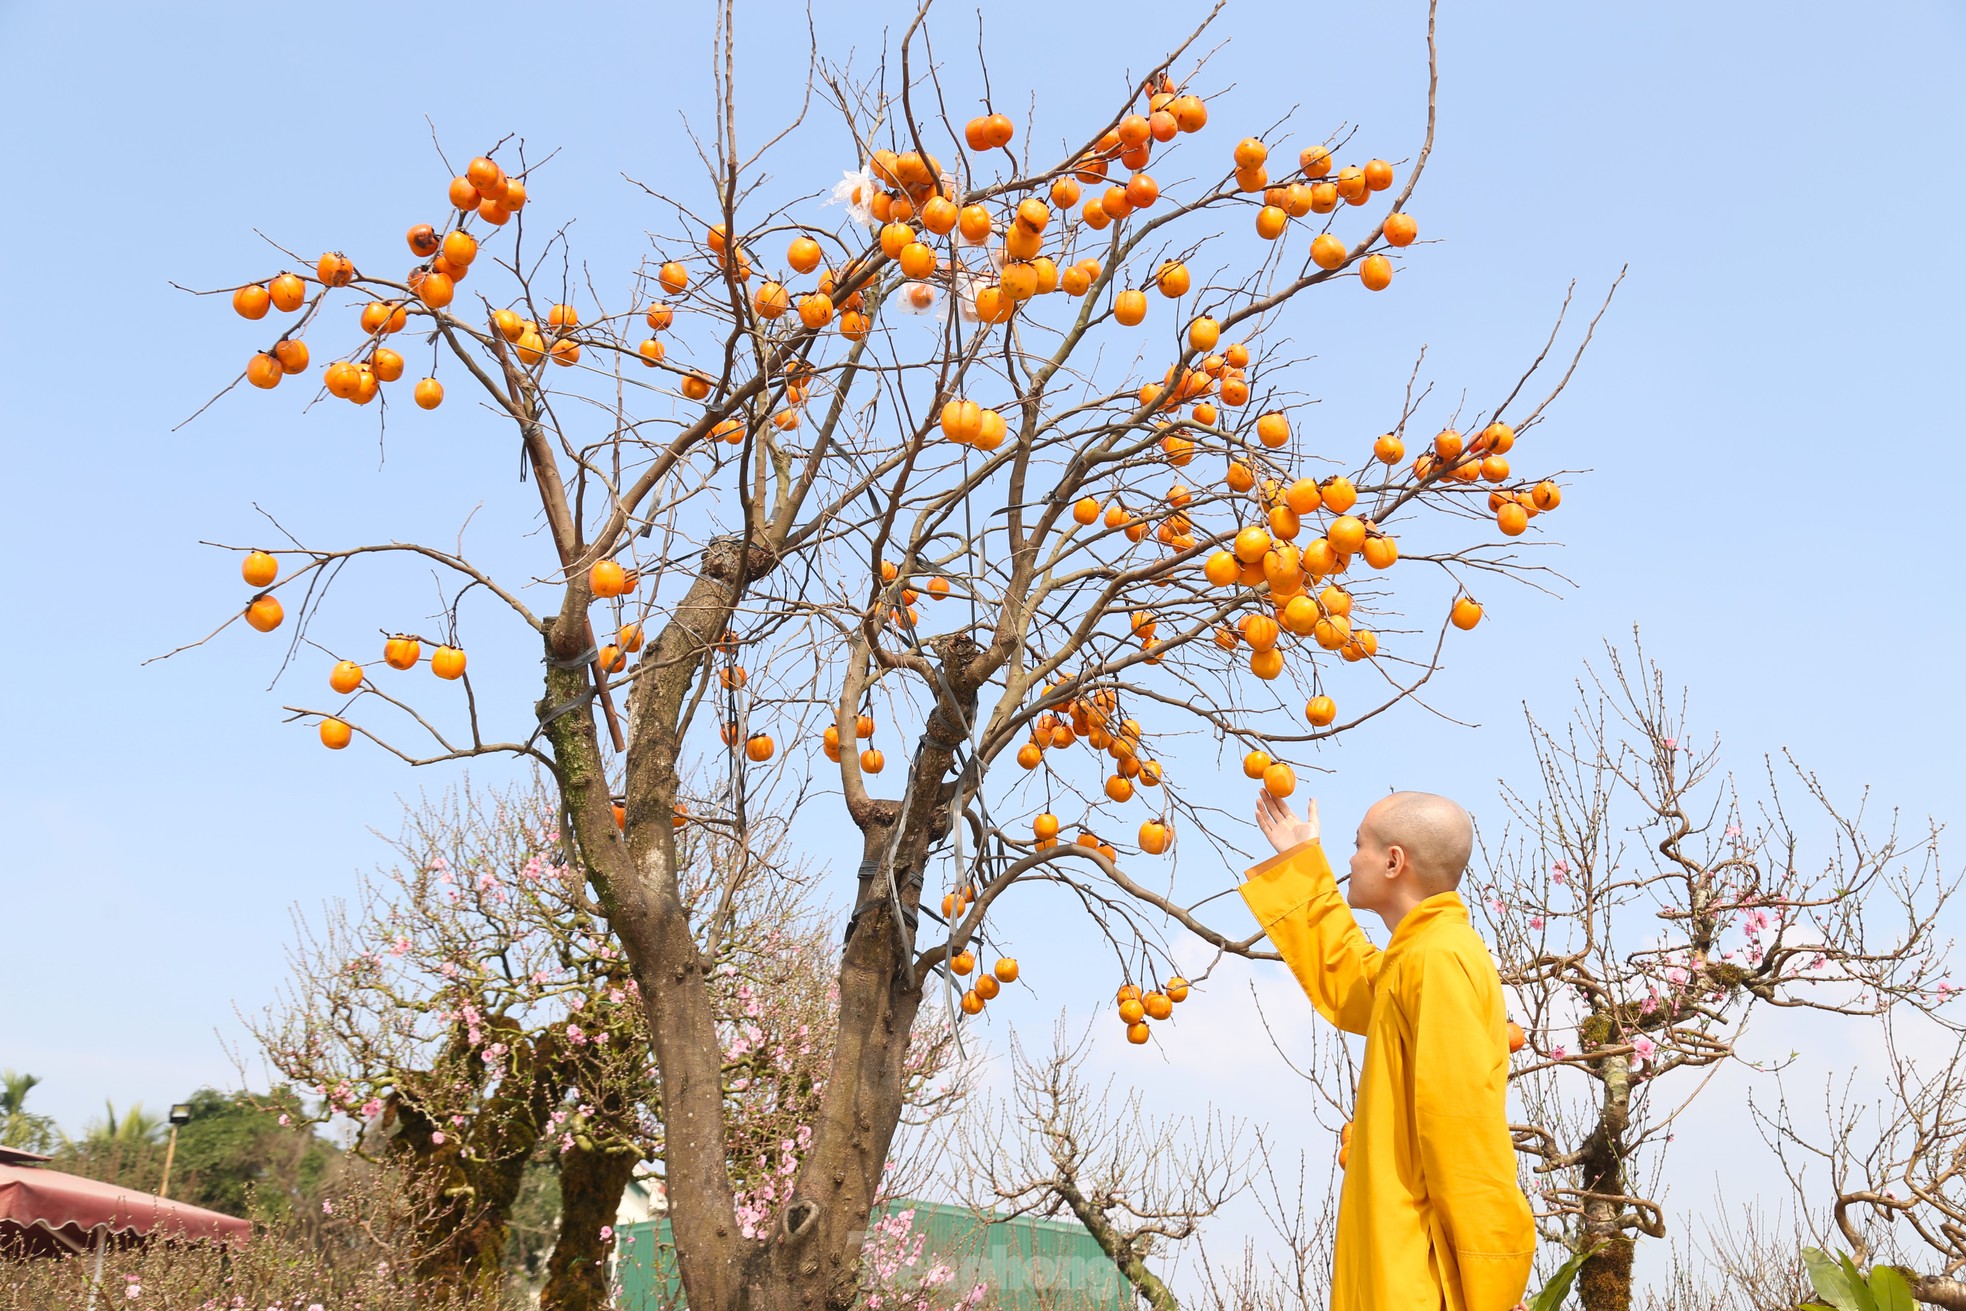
left=1239, top=792, right=1381, bottom=1035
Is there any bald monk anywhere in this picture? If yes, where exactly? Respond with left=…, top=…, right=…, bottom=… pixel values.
left=1243, top=790, right=1535, bottom=1311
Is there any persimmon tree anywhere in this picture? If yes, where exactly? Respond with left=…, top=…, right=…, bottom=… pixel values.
left=179, top=3, right=1617, bottom=1307
left=1462, top=642, right=1962, bottom=1311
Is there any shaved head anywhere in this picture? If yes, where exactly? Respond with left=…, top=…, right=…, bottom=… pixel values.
left=1363, top=791, right=1473, bottom=894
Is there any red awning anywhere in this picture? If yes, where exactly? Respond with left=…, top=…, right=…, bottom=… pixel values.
left=0, top=1164, right=252, bottom=1258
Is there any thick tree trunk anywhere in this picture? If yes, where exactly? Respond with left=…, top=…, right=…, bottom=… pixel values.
left=550, top=521, right=981, bottom=1311
left=549, top=536, right=781, bottom=1311
left=756, top=636, right=980, bottom=1311
left=542, top=1140, right=641, bottom=1311
left=387, top=1027, right=563, bottom=1298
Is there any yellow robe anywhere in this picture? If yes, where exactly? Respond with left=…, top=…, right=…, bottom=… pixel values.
left=1241, top=840, right=1535, bottom=1311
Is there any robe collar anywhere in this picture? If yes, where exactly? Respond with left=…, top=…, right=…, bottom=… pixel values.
left=1383, top=890, right=1470, bottom=957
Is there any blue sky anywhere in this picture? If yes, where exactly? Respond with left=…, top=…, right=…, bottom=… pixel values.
left=2, top=0, right=1962, bottom=1288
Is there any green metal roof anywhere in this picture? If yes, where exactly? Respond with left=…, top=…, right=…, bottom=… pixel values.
left=614, top=1197, right=1133, bottom=1311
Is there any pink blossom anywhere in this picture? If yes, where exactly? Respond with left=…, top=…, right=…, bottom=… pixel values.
left=601, top=1225, right=614, bottom=1242
left=124, top=1283, right=141, bottom=1300
left=1551, top=859, right=1570, bottom=877
left=360, top=1099, right=382, bottom=1120
left=322, top=1200, right=334, bottom=1215
left=1632, top=1035, right=1656, bottom=1062
left=1529, top=916, right=1545, bottom=931
left=1550, top=1046, right=1567, bottom=1061
left=431, top=1132, right=446, bottom=1145
left=390, top=936, right=411, bottom=957
left=566, top=1024, right=587, bottom=1045
left=1725, top=823, right=1742, bottom=839
left=1662, top=737, right=1678, bottom=751
left=277, top=1113, right=290, bottom=1127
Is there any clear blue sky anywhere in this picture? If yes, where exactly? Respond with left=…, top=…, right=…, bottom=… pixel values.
left=2, top=0, right=1961, bottom=1279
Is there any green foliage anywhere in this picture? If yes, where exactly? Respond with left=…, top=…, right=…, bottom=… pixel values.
left=45, top=1086, right=338, bottom=1222
left=79, top=1099, right=166, bottom=1147
left=166, top=1087, right=339, bottom=1221
left=1527, top=1242, right=1607, bottom=1311
left=49, top=1102, right=169, bottom=1193
left=1799, top=1248, right=1915, bottom=1311
left=0, top=1070, right=58, bottom=1153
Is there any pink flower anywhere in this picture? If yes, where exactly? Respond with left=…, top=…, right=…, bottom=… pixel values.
left=566, top=1024, right=587, bottom=1045
left=1551, top=859, right=1570, bottom=877
left=1549, top=1046, right=1567, bottom=1061
left=1662, top=737, right=1678, bottom=751
left=322, top=1200, right=334, bottom=1215
left=277, top=1114, right=290, bottom=1127
left=1725, top=823, right=1742, bottom=839
left=431, top=1132, right=447, bottom=1145
left=360, top=1099, right=383, bottom=1120
left=1632, top=1035, right=1656, bottom=1062
left=601, top=1225, right=614, bottom=1242
left=1529, top=916, right=1545, bottom=930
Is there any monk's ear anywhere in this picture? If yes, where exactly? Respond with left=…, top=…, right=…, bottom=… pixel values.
left=1384, top=842, right=1407, bottom=876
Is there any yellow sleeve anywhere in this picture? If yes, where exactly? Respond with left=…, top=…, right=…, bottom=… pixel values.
left=1402, top=943, right=1536, bottom=1311
left=1237, top=841, right=1381, bottom=1036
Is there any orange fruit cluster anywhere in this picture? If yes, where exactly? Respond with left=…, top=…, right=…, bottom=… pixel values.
left=228, top=154, right=530, bottom=409
left=1114, top=975, right=1191, bottom=1045
left=957, top=954, right=1022, bottom=1016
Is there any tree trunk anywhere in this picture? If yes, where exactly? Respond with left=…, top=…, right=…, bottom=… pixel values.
left=756, top=636, right=980, bottom=1311
left=550, top=536, right=782, bottom=1311
left=553, top=527, right=980, bottom=1311
left=388, top=1025, right=566, bottom=1299
left=1576, top=1045, right=1635, bottom=1311
left=1052, top=1173, right=1181, bottom=1311
left=542, top=1139, right=641, bottom=1311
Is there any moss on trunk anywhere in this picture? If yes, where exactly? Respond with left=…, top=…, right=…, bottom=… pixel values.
left=542, top=1140, right=641, bottom=1311
left=1577, top=1234, right=1633, bottom=1311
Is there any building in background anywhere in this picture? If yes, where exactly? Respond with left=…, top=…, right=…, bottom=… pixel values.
left=612, top=1195, right=1131, bottom=1311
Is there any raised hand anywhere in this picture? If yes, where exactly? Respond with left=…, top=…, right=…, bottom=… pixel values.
left=1255, top=789, right=1320, bottom=854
